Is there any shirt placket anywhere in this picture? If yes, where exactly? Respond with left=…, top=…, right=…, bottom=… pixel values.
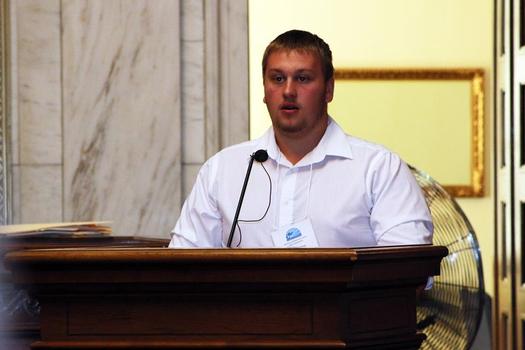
left=278, top=167, right=297, bottom=228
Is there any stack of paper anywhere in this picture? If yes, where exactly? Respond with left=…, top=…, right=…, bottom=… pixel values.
left=0, top=221, right=112, bottom=238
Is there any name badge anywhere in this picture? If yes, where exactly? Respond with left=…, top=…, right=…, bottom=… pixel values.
left=271, top=218, right=319, bottom=248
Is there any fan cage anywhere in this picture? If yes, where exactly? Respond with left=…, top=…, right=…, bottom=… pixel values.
left=410, top=166, right=484, bottom=350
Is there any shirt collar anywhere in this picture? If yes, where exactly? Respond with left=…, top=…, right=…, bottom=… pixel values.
left=254, top=117, right=353, bottom=167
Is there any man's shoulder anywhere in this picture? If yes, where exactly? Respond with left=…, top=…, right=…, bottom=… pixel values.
left=197, top=139, right=260, bottom=182
left=207, top=139, right=260, bottom=165
left=346, top=134, right=395, bottom=158
left=218, top=139, right=259, bottom=156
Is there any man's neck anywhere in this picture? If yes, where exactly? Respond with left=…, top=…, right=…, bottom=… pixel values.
left=274, top=117, right=329, bottom=165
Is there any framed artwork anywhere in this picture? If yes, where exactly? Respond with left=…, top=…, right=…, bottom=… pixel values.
left=329, top=69, right=484, bottom=197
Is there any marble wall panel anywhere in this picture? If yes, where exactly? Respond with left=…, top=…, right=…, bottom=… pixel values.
left=181, top=0, right=203, bottom=41
left=10, top=165, right=20, bottom=224
left=180, top=0, right=204, bottom=211
left=182, top=164, right=200, bottom=202
left=61, top=0, right=181, bottom=237
left=9, top=0, right=63, bottom=224
left=8, top=0, right=19, bottom=167
left=181, top=40, right=205, bottom=164
left=16, top=0, right=62, bottom=165
left=178, top=0, right=249, bottom=215
left=7, top=0, right=249, bottom=231
left=203, top=0, right=220, bottom=158
left=219, top=0, right=249, bottom=147
left=17, top=164, right=62, bottom=223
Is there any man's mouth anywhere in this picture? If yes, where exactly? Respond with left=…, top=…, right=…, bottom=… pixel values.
left=280, top=103, right=299, bottom=111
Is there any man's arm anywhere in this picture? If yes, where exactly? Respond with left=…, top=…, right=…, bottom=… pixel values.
left=376, top=221, right=433, bottom=246
left=169, top=160, right=223, bottom=248
left=368, top=152, right=433, bottom=246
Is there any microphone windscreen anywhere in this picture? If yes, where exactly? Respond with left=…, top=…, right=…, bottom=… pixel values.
left=253, top=149, right=269, bottom=162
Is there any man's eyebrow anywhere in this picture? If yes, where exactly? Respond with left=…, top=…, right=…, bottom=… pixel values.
left=266, top=68, right=315, bottom=74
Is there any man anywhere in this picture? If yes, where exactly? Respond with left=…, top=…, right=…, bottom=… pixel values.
left=169, top=29, right=433, bottom=248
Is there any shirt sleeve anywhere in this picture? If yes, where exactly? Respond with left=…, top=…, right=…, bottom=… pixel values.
left=367, top=151, right=434, bottom=246
left=168, top=159, right=223, bottom=248
left=376, top=221, right=433, bottom=245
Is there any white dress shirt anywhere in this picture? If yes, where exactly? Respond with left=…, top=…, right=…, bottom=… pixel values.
left=170, top=118, right=433, bottom=248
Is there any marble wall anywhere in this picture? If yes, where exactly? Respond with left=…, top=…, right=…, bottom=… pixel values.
left=7, top=0, right=249, bottom=237
left=12, top=0, right=63, bottom=224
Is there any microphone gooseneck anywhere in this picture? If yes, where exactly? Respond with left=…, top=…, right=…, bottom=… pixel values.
left=226, top=150, right=269, bottom=248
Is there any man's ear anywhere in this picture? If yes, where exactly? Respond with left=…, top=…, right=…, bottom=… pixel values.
left=325, top=78, right=334, bottom=103
left=263, top=79, right=267, bottom=104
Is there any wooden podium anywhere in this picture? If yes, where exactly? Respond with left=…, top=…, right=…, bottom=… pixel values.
left=0, top=236, right=168, bottom=349
left=4, top=245, right=447, bottom=349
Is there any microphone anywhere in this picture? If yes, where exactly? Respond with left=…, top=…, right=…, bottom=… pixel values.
left=227, top=149, right=269, bottom=247
left=252, top=149, right=269, bottom=162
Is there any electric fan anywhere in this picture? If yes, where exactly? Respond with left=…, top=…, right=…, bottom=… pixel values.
left=410, top=166, right=484, bottom=350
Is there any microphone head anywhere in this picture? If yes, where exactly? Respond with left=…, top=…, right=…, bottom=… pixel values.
left=253, top=149, right=269, bottom=162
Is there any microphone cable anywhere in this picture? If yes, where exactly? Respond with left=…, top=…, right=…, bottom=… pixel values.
left=234, top=161, right=272, bottom=247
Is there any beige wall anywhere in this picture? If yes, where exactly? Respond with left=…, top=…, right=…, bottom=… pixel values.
left=249, top=0, right=494, bottom=295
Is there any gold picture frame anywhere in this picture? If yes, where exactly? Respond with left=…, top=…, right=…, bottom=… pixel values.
left=330, top=69, right=484, bottom=197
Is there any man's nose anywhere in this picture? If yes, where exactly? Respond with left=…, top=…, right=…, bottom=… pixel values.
left=283, top=79, right=297, bottom=98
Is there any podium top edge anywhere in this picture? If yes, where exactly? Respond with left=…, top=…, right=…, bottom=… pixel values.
left=4, top=245, right=448, bottom=269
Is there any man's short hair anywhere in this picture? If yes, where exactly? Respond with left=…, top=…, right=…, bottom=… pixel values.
left=262, top=29, right=334, bottom=82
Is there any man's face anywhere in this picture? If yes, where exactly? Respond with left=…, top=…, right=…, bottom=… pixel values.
left=263, top=49, right=334, bottom=137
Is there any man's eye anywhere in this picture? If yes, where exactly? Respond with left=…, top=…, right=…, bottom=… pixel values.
left=297, top=75, right=310, bottom=82
left=273, top=75, right=284, bottom=83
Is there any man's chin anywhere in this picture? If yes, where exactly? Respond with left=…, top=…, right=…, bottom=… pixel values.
left=274, top=122, right=304, bottom=134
